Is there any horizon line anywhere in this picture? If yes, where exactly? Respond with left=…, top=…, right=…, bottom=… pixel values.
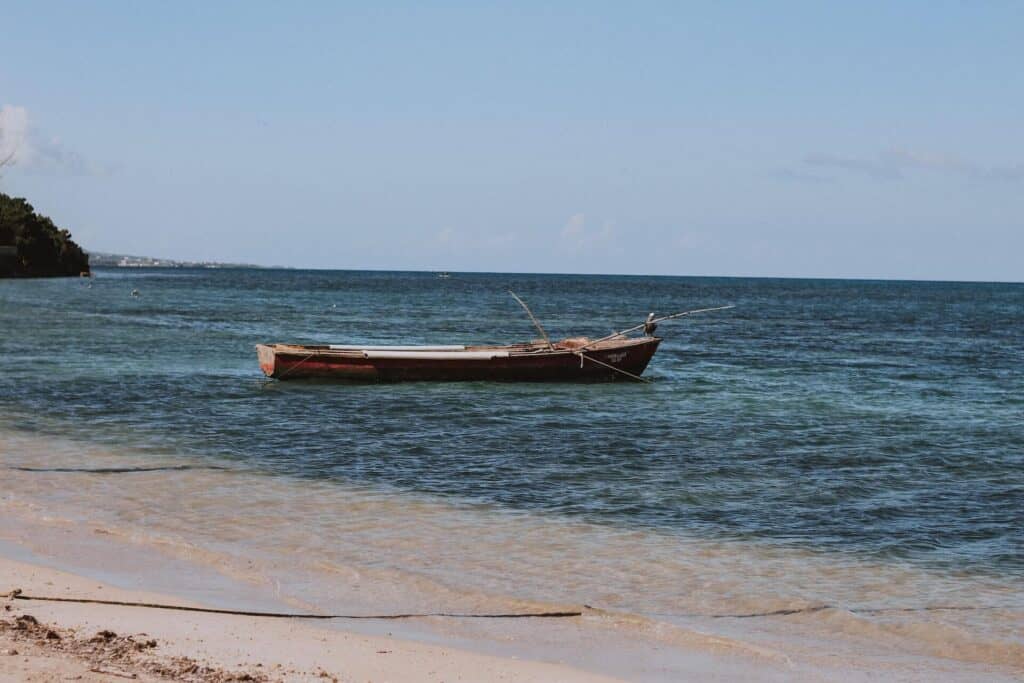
left=88, top=262, right=1024, bottom=286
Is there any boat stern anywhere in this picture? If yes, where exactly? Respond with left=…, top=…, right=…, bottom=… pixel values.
left=255, top=344, right=277, bottom=377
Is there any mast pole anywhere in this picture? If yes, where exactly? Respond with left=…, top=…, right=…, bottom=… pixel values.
left=508, top=291, right=554, bottom=350
left=575, top=305, right=734, bottom=352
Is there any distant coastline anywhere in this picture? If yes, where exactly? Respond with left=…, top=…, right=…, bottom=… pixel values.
left=87, top=251, right=268, bottom=269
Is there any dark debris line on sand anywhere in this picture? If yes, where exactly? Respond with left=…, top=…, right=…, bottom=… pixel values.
left=0, top=607, right=336, bottom=682
left=6, top=588, right=581, bottom=619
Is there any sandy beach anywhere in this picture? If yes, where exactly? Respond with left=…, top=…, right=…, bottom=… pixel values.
left=2, top=450, right=1015, bottom=679
left=1, top=555, right=627, bottom=683
left=0, top=516, right=788, bottom=683
left=2, top=424, right=1023, bottom=682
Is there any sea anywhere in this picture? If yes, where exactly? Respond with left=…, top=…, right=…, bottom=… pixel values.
left=1, top=268, right=1022, bottom=680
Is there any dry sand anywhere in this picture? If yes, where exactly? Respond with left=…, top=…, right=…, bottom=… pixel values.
left=0, top=557, right=621, bottom=683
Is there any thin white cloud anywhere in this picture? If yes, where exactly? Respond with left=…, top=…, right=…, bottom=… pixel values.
left=0, top=104, right=99, bottom=176
left=889, top=148, right=1024, bottom=182
left=673, top=231, right=705, bottom=250
left=769, top=168, right=834, bottom=184
left=561, top=213, right=586, bottom=242
left=436, top=226, right=454, bottom=244
left=561, top=213, right=614, bottom=254
left=804, top=152, right=901, bottom=180
left=0, top=105, right=30, bottom=168
left=798, top=148, right=1023, bottom=183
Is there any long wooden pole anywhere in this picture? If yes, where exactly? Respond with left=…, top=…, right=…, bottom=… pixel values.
left=508, top=290, right=554, bottom=349
left=576, top=305, right=734, bottom=352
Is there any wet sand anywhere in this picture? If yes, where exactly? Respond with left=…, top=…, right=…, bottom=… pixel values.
left=1, top=556, right=624, bottom=683
left=2, top=429, right=1022, bottom=681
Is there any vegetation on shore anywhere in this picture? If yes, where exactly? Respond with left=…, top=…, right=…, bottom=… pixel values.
left=0, top=192, right=90, bottom=277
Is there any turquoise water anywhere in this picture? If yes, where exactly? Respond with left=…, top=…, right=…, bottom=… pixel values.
left=1, top=268, right=1021, bottom=574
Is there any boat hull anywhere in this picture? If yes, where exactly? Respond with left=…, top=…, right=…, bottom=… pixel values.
left=256, top=338, right=661, bottom=382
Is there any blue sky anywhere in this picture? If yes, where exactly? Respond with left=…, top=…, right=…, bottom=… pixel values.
left=1, top=1, right=1021, bottom=280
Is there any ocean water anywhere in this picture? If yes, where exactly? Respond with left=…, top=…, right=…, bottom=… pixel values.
left=1, top=268, right=1022, bottom=677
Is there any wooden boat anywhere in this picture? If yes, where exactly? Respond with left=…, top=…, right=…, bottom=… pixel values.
left=256, top=297, right=731, bottom=383
left=257, top=335, right=661, bottom=382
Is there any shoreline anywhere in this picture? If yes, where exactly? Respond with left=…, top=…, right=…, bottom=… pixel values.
left=0, top=512, right=778, bottom=682
left=0, top=554, right=620, bottom=682
left=4, top=522, right=1020, bottom=683
left=2, top=427, right=1022, bottom=681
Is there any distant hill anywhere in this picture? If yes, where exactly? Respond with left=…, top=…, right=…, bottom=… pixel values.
left=88, top=252, right=263, bottom=269
left=0, top=193, right=90, bottom=278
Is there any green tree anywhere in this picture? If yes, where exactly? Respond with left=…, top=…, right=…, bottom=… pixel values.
left=0, top=192, right=90, bottom=277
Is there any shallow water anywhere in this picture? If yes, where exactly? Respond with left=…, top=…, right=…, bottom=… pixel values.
left=1, top=269, right=1022, bottom=676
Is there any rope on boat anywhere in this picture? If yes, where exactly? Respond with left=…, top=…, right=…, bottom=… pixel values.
left=274, top=350, right=316, bottom=380
left=576, top=352, right=652, bottom=384
left=2, top=590, right=579, bottom=620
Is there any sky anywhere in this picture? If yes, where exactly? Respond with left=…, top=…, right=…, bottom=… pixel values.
left=1, top=1, right=1021, bottom=280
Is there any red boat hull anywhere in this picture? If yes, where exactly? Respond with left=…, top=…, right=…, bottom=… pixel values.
left=257, top=338, right=662, bottom=382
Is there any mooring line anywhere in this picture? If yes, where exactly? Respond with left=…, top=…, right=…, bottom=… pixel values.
left=273, top=350, right=317, bottom=380
left=576, top=352, right=652, bottom=383
left=3, top=590, right=580, bottom=620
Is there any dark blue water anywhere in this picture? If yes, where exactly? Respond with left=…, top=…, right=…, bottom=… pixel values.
left=1, top=269, right=1021, bottom=573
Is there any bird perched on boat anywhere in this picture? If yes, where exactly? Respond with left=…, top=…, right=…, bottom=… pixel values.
left=644, top=312, right=657, bottom=336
